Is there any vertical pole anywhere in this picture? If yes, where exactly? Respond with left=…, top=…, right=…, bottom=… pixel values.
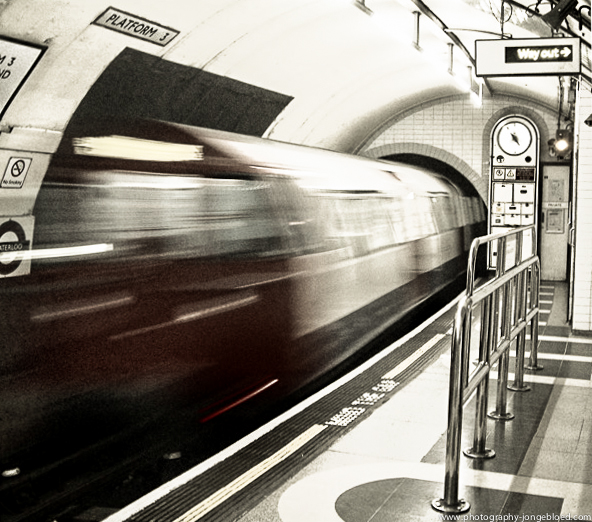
left=492, top=349, right=514, bottom=420
left=489, top=237, right=515, bottom=421
left=464, top=296, right=495, bottom=459
left=527, top=261, right=544, bottom=370
left=509, top=266, right=531, bottom=391
left=462, top=306, right=472, bottom=390
left=432, top=296, right=471, bottom=514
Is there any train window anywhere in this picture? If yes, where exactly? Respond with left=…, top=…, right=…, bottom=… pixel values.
left=457, top=197, right=468, bottom=227
left=319, top=195, right=400, bottom=258
left=201, top=179, right=284, bottom=257
left=473, top=197, right=485, bottom=222
left=463, top=197, right=476, bottom=225
left=314, top=195, right=349, bottom=253
left=477, top=198, right=486, bottom=221
left=444, top=196, right=458, bottom=230
left=369, top=198, right=397, bottom=250
left=400, top=195, right=436, bottom=240
left=384, top=196, right=408, bottom=244
left=339, top=196, right=395, bottom=254
left=266, top=179, right=324, bottom=255
left=467, top=198, right=476, bottom=224
left=430, top=195, right=455, bottom=232
left=32, top=171, right=293, bottom=261
left=336, top=198, right=371, bottom=257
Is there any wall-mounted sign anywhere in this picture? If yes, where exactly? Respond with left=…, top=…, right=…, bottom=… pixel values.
left=0, top=216, right=34, bottom=278
left=2, top=157, right=32, bottom=189
left=0, top=36, right=45, bottom=119
left=93, top=8, right=179, bottom=46
left=476, top=37, right=581, bottom=76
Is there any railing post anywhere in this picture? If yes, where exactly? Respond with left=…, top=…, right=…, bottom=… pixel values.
left=509, top=263, right=531, bottom=392
left=527, top=260, right=544, bottom=371
left=488, top=236, right=515, bottom=421
left=431, top=295, right=471, bottom=514
left=463, top=295, right=495, bottom=459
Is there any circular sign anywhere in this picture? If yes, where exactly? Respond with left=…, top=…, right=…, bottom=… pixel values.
left=0, top=220, right=28, bottom=275
left=11, top=159, right=26, bottom=177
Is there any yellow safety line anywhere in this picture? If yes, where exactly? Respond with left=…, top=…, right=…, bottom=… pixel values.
left=382, top=333, right=446, bottom=380
left=173, top=423, right=327, bottom=522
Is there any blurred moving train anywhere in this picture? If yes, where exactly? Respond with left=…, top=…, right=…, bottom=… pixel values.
left=0, top=119, right=485, bottom=516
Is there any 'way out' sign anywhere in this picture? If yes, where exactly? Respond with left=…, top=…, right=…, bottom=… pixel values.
left=476, top=37, right=581, bottom=77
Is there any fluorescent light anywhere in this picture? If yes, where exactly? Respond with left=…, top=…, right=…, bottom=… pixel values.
left=73, top=135, right=205, bottom=162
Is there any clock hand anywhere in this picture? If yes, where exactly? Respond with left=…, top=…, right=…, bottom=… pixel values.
left=511, top=132, right=520, bottom=145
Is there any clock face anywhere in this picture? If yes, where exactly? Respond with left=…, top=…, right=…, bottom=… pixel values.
left=497, top=121, right=532, bottom=156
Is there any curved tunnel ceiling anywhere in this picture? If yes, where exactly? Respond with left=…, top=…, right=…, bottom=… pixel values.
left=0, top=0, right=590, bottom=153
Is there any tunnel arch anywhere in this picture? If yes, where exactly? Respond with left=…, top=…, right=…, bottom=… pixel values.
left=362, top=143, right=485, bottom=201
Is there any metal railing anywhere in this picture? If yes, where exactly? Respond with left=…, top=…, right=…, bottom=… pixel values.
left=432, top=225, right=542, bottom=514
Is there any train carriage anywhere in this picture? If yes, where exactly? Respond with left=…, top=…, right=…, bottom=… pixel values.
left=0, top=120, right=486, bottom=513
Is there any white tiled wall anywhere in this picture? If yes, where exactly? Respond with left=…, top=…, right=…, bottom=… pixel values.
left=573, top=86, right=592, bottom=331
left=362, top=90, right=592, bottom=331
left=365, top=98, right=484, bottom=173
left=361, top=93, right=558, bottom=202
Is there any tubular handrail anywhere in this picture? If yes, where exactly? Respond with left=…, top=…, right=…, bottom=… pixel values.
left=432, top=225, right=541, bottom=514
left=465, top=225, right=537, bottom=297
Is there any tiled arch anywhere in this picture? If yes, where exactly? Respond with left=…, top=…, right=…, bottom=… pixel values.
left=363, top=142, right=487, bottom=201
left=357, top=94, right=558, bottom=204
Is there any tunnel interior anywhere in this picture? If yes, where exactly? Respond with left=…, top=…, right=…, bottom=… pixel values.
left=381, top=153, right=482, bottom=200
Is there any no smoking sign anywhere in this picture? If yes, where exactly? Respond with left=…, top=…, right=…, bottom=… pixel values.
left=2, top=157, right=32, bottom=189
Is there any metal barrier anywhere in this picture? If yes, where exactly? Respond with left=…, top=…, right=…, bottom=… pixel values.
left=432, top=225, right=542, bottom=514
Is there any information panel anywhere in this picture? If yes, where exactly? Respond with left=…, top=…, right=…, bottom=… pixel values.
left=476, top=37, right=581, bottom=76
left=488, top=116, right=539, bottom=269
left=0, top=36, right=45, bottom=119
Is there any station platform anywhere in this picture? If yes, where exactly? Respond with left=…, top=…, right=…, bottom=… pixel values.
left=103, top=281, right=592, bottom=522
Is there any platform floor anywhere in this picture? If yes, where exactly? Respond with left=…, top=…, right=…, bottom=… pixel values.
left=236, top=282, right=592, bottom=522
left=103, top=282, right=592, bottom=522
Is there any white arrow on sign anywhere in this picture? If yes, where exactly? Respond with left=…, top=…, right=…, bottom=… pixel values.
left=561, top=47, right=571, bottom=58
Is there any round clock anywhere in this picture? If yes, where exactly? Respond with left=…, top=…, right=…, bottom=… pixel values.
left=497, top=121, right=532, bottom=156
